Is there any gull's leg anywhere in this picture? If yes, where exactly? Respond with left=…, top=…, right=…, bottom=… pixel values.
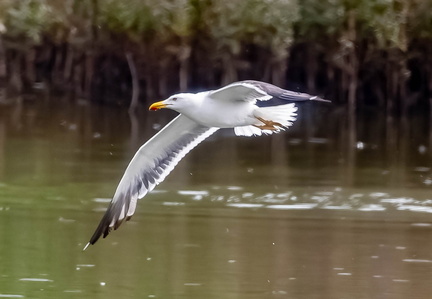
left=254, top=116, right=282, bottom=131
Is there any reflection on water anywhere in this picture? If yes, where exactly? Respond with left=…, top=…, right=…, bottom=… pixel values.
left=1, top=97, right=432, bottom=298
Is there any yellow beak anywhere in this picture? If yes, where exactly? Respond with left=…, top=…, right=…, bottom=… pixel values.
left=149, top=101, right=168, bottom=111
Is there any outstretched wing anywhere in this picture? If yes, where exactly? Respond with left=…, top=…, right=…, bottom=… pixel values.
left=85, top=115, right=218, bottom=248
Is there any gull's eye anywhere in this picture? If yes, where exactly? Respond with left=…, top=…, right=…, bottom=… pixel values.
left=172, top=97, right=177, bottom=101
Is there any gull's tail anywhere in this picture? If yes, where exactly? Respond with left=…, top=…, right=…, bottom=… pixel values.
left=234, top=103, right=298, bottom=137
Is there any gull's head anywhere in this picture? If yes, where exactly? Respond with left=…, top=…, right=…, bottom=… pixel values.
left=149, top=93, right=199, bottom=113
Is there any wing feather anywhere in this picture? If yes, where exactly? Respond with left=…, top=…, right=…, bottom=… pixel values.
left=241, top=80, right=330, bottom=103
left=208, top=80, right=329, bottom=104
left=208, top=81, right=272, bottom=103
left=87, top=115, right=218, bottom=245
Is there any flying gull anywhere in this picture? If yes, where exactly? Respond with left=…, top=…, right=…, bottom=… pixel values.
left=84, top=80, right=328, bottom=250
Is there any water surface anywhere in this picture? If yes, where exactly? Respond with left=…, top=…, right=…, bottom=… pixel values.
left=0, top=98, right=432, bottom=298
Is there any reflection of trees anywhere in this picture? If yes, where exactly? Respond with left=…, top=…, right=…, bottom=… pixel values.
left=0, top=89, right=431, bottom=189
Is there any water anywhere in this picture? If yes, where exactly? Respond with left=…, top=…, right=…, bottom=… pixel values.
left=1, top=97, right=432, bottom=298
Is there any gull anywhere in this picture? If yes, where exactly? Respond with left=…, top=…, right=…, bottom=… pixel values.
left=83, top=80, right=328, bottom=250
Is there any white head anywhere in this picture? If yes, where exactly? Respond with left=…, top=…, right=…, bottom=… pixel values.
left=149, top=93, right=200, bottom=113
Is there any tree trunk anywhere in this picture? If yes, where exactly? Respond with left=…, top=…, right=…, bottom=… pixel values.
left=271, top=56, right=287, bottom=87
left=64, top=45, right=74, bottom=83
left=84, top=50, right=95, bottom=98
left=306, top=45, right=317, bottom=93
left=178, top=41, right=191, bottom=92
left=126, top=52, right=140, bottom=112
left=0, top=36, right=6, bottom=82
left=221, top=54, right=237, bottom=85
left=24, top=47, right=36, bottom=87
left=9, top=51, right=23, bottom=94
left=344, top=10, right=358, bottom=187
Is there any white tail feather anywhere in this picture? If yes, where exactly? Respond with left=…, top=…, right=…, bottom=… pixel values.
left=234, top=103, right=297, bottom=137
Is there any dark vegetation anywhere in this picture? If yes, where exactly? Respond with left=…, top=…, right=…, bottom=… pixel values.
left=0, top=0, right=431, bottom=113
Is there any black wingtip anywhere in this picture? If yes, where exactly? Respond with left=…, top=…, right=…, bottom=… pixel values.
left=86, top=204, right=117, bottom=247
left=86, top=198, right=132, bottom=248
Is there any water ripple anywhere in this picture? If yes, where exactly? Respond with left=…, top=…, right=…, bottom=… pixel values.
left=397, top=205, right=432, bottom=213
left=19, top=278, right=53, bottom=282
left=227, top=203, right=263, bottom=208
left=402, top=259, right=432, bottom=263
left=148, top=186, right=432, bottom=219
left=358, top=204, right=386, bottom=211
left=266, top=204, right=317, bottom=210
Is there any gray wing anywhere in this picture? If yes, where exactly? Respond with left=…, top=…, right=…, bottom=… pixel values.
left=207, top=81, right=272, bottom=103
left=85, top=115, right=218, bottom=248
left=241, top=80, right=329, bottom=103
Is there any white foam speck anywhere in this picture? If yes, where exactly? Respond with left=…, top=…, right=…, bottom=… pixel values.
left=358, top=204, right=386, bottom=211
left=19, top=278, right=53, bottom=282
left=393, top=279, right=409, bottom=283
left=321, top=205, right=352, bottom=210
left=184, top=283, right=202, bottom=286
left=381, top=198, right=414, bottom=204
left=397, top=205, right=432, bottom=213
left=227, top=186, right=243, bottom=191
left=162, top=202, right=185, bottom=206
left=76, top=264, right=95, bottom=268
left=311, top=195, right=329, bottom=202
left=403, top=259, right=432, bottom=263
left=177, top=190, right=209, bottom=196
left=411, top=223, right=432, bottom=227
left=58, top=217, right=76, bottom=223
left=227, top=203, right=263, bottom=209
left=369, top=192, right=390, bottom=198
left=149, top=190, right=167, bottom=194
left=266, top=203, right=317, bottom=210
left=93, top=198, right=111, bottom=203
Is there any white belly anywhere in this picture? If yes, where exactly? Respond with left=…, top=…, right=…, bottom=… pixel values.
left=183, top=99, right=257, bottom=128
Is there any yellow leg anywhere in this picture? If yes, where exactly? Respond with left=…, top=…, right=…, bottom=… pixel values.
left=253, top=116, right=282, bottom=131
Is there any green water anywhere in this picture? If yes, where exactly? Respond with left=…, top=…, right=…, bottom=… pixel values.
left=1, top=99, right=432, bottom=298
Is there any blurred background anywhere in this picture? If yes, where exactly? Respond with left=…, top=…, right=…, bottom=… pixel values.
left=1, top=1, right=432, bottom=298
